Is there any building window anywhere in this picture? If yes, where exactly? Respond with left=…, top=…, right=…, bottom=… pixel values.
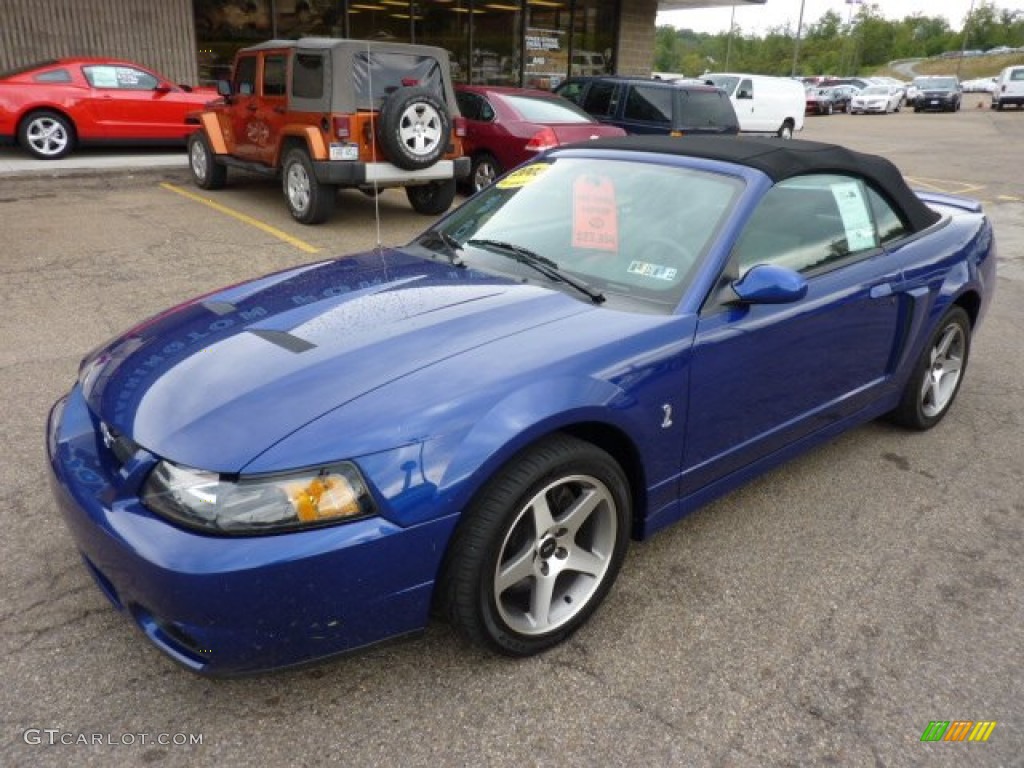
left=194, top=0, right=618, bottom=89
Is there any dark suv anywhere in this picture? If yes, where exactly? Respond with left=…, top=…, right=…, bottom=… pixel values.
left=913, top=76, right=962, bottom=113
left=554, top=76, right=739, bottom=136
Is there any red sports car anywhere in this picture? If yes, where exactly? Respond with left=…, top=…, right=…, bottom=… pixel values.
left=455, top=84, right=626, bottom=193
left=0, top=58, right=217, bottom=159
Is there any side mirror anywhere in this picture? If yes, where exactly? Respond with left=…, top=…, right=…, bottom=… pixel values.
left=154, top=83, right=172, bottom=94
left=732, top=264, right=807, bottom=304
left=216, top=79, right=233, bottom=98
left=737, top=89, right=752, bottom=100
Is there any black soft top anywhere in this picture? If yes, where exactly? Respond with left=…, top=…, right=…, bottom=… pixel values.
left=570, top=135, right=941, bottom=233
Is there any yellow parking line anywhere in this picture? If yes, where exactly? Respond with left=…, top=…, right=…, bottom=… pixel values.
left=906, top=176, right=947, bottom=192
left=159, top=182, right=320, bottom=254
left=997, top=194, right=1022, bottom=202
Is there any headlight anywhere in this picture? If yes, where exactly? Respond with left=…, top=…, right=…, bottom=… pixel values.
left=141, top=461, right=376, bottom=535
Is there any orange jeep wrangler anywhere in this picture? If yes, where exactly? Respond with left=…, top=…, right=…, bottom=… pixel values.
left=188, top=38, right=470, bottom=224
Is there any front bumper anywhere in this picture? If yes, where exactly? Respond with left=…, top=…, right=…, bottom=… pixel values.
left=312, top=156, right=471, bottom=186
left=47, top=385, right=457, bottom=676
left=917, top=96, right=956, bottom=111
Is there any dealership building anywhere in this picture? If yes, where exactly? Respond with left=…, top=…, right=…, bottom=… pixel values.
left=1, top=0, right=764, bottom=87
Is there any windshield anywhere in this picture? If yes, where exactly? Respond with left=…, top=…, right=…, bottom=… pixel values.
left=917, top=77, right=956, bottom=90
left=503, top=93, right=595, bottom=123
left=703, top=74, right=739, bottom=94
left=421, top=157, right=742, bottom=311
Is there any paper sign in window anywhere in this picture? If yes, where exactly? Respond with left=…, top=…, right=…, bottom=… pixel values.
left=830, top=181, right=877, bottom=252
left=572, top=176, right=619, bottom=253
left=89, top=67, right=118, bottom=88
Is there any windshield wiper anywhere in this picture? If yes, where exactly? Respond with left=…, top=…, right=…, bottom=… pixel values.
left=418, top=228, right=466, bottom=268
left=466, top=238, right=605, bottom=304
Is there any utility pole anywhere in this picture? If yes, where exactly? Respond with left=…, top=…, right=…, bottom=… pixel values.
left=725, top=5, right=736, bottom=71
left=790, top=0, right=807, bottom=77
left=957, top=0, right=977, bottom=78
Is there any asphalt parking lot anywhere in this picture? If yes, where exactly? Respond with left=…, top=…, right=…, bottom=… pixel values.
left=1, top=96, right=1022, bottom=767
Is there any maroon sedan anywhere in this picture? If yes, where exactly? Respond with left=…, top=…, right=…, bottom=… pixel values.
left=455, top=85, right=626, bottom=193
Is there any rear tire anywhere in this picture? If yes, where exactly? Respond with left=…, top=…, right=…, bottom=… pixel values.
left=406, top=179, right=457, bottom=215
left=19, top=110, right=74, bottom=159
left=282, top=147, right=335, bottom=225
left=890, top=306, right=971, bottom=430
left=777, top=120, right=794, bottom=139
left=469, top=152, right=502, bottom=194
left=188, top=132, right=226, bottom=190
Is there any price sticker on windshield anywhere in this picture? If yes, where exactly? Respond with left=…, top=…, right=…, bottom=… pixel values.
left=572, top=176, right=619, bottom=253
left=497, top=164, right=550, bottom=189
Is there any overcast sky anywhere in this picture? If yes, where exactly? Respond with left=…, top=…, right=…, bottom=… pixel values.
left=657, top=1, right=1024, bottom=36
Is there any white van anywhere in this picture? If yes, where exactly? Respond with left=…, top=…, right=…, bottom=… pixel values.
left=992, top=65, right=1024, bottom=110
left=703, top=73, right=806, bottom=138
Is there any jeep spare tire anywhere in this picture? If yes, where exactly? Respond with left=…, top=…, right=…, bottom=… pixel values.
left=377, top=87, right=450, bottom=170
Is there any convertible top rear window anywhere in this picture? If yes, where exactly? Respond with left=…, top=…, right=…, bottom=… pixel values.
left=353, top=52, right=443, bottom=109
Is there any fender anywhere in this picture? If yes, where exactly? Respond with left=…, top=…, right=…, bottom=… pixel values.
left=198, top=111, right=230, bottom=154
left=439, top=375, right=633, bottom=498
left=277, top=126, right=328, bottom=164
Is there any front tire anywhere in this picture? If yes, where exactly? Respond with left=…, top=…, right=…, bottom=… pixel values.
left=188, top=132, right=226, bottom=190
left=406, top=179, right=457, bottom=215
left=890, top=307, right=971, bottom=430
left=439, top=434, right=631, bottom=656
left=282, top=147, right=335, bottom=225
left=19, top=110, right=74, bottom=159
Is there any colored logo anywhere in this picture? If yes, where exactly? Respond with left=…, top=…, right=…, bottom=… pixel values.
left=920, top=721, right=997, bottom=742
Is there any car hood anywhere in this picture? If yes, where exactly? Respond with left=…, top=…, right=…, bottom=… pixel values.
left=80, top=249, right=592, bottom=472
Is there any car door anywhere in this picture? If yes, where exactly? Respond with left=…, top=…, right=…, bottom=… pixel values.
left=250, top=52, right=289, bottom=166
left=80, top=64, right=182, bottom=138
left=617, top=83, right=672, bottom=135
left=580, top=80, right=621, bottom=128
left=227, top=54, right=260, bottom=160
left=732, top=77, right=761, bottom=130
left=681, top=174, right=908, bottom=493
left=456, top=90, right=503, bottom=162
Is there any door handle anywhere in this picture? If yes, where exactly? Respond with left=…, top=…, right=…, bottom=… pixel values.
left=273, top=106, right=285, bottom=114
left=247, top=104, right=258, bottom=112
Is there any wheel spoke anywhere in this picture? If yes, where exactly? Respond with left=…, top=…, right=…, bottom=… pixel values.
left=920, top=371, right=936, bottom=406
left=529, top=572, right=556, bottom=628
left=557, top=487, right=602, bottom=537
left=936, top=327, right=958, bottom=358
left=496, top=546, right=534, bottom=593
left=564, top=547, right=605, bottom=577
left=529, top=495, right=556, bottom=537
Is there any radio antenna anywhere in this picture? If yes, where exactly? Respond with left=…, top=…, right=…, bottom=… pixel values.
left=366, top=39, right=383, bottom=251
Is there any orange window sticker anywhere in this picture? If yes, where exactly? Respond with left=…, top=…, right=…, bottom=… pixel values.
left=496, top=163, right=550, bottom=189
left=572, top=176, right=619, bottom=252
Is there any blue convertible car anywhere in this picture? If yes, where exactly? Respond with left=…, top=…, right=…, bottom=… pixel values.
left=47, top=136, right=996, bottom=675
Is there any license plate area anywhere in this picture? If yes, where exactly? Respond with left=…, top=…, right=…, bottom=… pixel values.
left=329, top=143, right=359, bottom=161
